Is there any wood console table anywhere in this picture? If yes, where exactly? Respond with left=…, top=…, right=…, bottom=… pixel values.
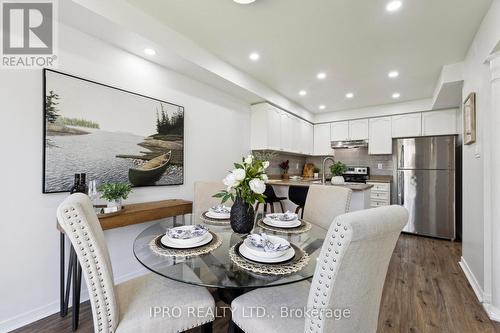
left=58, top=199, right=192, bottom=331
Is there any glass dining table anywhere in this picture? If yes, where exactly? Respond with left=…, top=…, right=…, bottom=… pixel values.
left=133, top=214, right=327, bottom=302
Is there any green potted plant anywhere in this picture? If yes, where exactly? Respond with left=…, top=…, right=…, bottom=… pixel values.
left=330, top=161, right=347, bottom=185
left=313, top=166, right=320, bottom=179
left=214, top=155, right=269, bottom=233
left=97, top=182, right=132, bottom=211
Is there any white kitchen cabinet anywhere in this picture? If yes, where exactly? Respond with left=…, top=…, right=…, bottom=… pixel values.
left=280, top=112, right=293, bottom=152
left=366, top=182, right=391, bottom=207
left=349, top=119, right=369, bottom=140
left=250, top=104, right=281, bottom=151
left=291, top=116, right=302, bottom=153
left=313, top=123, right=332, bottom=155
left=422, top=109, right=458, bottom=136
left=391, top=113, right=422, bottom=138
left=330, top=121, right=349, bottom=141
left=300, top=121, right=314, bottom=155
left=369, top=117, right=392, bottom=155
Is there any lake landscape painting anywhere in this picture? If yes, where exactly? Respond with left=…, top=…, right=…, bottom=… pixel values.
left=43, top=69, right=184, bottom=193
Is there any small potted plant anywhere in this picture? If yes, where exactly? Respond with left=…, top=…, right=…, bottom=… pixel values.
left=279, top=160, right=290, bottom=179
left=330, top=161, right=347, bottom=185
left=313, top=166, right=320, bottom=179
left=97, top=182, right=132, bottom=211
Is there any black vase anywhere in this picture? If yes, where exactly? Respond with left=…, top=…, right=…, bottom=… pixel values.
left=230, top=196, right=255, bottom=234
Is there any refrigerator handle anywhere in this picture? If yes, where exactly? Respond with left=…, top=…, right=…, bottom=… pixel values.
left=400, top=144, right=404, bottom=168
left=398, top=171, right=404, bottom=205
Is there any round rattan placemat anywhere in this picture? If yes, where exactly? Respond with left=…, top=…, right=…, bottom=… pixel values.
left=200, top=211, right=231, bottom=225
left=149, top=231, right=222, bottom=257
left=256, top=219, right=312, bottom=234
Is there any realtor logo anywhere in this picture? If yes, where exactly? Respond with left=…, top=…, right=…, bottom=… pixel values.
left=1, top=0, right=57, bottom=68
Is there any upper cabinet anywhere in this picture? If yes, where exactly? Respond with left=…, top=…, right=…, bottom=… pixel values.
left=421, top=110, right=458, bottom=136
left=280, top=112, right=293, bottom=152
left=330, top=121, right=349, bottom=141
left=349, top=119, right=369, bottom=140
left=369, top=117, right=392, bottom=155
left=392, top=113, right=422, bottom=138
left=300, top=122, right=314, bottom=155
left=313, top=123, right=332, bottom=156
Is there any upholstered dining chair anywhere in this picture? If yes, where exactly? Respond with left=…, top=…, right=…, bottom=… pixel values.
left=193, top=181, right=232, bottom=221
left=303, top=185, right=352, bottom=230
left=57, top=193, right=215, bottom=333
left=231, top=205, right=408, bottom=333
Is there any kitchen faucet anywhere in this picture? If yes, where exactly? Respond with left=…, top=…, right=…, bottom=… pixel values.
left=322, top=156, right=335, bottom=184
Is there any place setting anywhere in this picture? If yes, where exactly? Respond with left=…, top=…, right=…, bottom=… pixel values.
left=149, top=224, right=222, bottom=257
left=257, top=211, right=312, bottom=234
left=229, top=233, right=310, bottom=276
left=200, top=204, right=231, bottom=225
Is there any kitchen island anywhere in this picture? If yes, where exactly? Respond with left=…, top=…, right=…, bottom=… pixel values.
left=267, top=178, right=373, bottom=212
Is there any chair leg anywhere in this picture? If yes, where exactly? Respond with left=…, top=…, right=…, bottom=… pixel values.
left=263, top=203, right=267, bottom=214
left=228, top=320, right=244, bottom=333
left=200, top=321, right=213, bottom=333
left=270, top=202, right=275, bottom=213
left=279, top=201, right=285, bottom=213
left=255, top=203, right=260, bottom=213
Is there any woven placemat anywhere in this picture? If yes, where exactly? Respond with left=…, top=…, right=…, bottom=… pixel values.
left=256, top=219, right=312, bottom=234
left=229, top=242, right=310, bottom=276
left=149, top=232, right=222, bottom=257
left=200, top=211, right=231, bottom=225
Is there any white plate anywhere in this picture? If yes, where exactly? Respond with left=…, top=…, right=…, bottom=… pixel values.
left=243, top=235, right=290, bottom=259
left=239, top=242, right=295, bottom=263
left=262, top=217, right=302, bottom=229
left=166, top=225, right=208, bottom=245
left=266, top=212, right=298, bottom=221
left=161, top=232, right=213, bottom=249
left=205, top=211, right=230, bottom=220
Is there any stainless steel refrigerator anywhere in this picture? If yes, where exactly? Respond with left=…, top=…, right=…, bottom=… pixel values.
left=394, top=135, right=456, bottom=240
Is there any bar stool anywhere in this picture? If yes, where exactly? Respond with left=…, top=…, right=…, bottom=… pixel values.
left=288, top=186, right=309, bottom=219
left=255, top=184, right=287, bottom=213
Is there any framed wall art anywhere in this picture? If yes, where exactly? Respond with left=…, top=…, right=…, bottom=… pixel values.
left=463, top=92, right=476, bottom=145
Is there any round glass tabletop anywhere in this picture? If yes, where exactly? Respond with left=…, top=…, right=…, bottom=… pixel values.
left=133, top=214, right=327, bottom=289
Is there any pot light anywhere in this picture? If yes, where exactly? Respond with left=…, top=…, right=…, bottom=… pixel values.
left=299, top=90, right=307, bottom=96
left=388, top=71, right=399, bottom=78
left=234, top=0, right=256, bottom=3
left=392, top=92, right=401, bottom=99
left=345, top=92, right=354, bottom=99
left=143, top=48, right=156, bottom=56
left=319, top=105, right=326, bottom=110
left=386, top=1, right=402, bottom=12
left=317, top=72, right=327, bottom=80
left=249, top=52, right=260, bottom=61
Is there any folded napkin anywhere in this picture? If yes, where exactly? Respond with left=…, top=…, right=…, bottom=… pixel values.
left=267, top=211, right=298, bottom=222
left=210, top=205, right=231, bottom=214
left=166, top=225, right=208, bottom=240
left=247, top=233, right=290, bottom=253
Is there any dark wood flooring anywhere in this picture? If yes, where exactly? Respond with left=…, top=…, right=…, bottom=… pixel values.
left=11, top=235, right=500, bottom=333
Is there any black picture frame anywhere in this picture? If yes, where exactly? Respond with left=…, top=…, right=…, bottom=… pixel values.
left=42, top=68, right=185, bottom=193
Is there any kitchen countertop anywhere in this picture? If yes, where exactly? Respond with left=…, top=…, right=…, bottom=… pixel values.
left=267, top=178, right=373, bottom=191
left=367, top=175, right=393, bottom=183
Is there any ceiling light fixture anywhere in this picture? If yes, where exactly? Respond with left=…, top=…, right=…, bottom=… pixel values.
left=317, top=72, right=327, bottom=80
left=388, top=71, right=399, bottom=78
left=249, top=52, right=260, bottom=61
left=299, top=90, right=307, bottom=96
left=345, top=92, right=354, bottom=99
left=319, top=105, right=326, bottom=110
left=144, top=48, right=156, bottom=56
left=234, top=0, right=256, bottom=4
left=386, top=1, right=402, bottom=12
left=392, top=92, right=401, bottom=99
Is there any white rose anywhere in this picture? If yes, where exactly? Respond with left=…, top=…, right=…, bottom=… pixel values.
left=263, top=161, right=270, bottom=169
left=244, top=155, right=254, bottom=164
left=232, top=168, right=246, bottom=181
left=223, top=173, right=238, bottom=189
left=261, top=174, right=269, bottom=183
left=249, top=178, right=266, bottom=194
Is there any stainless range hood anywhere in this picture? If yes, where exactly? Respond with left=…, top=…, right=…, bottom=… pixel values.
left=331, top=140, right=369, bottom=149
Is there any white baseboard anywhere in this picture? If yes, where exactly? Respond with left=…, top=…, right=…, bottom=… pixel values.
left=484, top=303, right=500, bottom=322
left=0, top=268, right=148, bottom=333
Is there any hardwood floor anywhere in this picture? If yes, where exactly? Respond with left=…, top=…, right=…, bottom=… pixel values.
left=11, top=234, right=500, bottom=333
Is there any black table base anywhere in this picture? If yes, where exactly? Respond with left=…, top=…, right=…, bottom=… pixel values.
left=59, top=232, right=82, bottom=331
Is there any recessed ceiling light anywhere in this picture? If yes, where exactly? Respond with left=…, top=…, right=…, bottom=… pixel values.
left=392, top=93, right=401, bottom=99
left=234, top=0, right=256, bottom=4
left=317, top=72, right=327, bottom=80
left=319, top=105, right=326, bottom=110
left=299, top=90, right=307, bottom=96
left=386, top=1, right=402, bottom=12
left=144, top=48, right=156, bottom=56
left=249, top=52, right=260, bottom=61
left=345, top=92, right=354, bottom=99
left=388, top=71, right=399, bottom=78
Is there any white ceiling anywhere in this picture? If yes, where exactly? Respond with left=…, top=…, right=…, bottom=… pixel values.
left=125, top=0, right=491, bottom=114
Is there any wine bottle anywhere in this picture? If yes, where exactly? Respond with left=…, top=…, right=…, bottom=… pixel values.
left=78, top=173, right=87, bottom=193
left=70, top=174, right=81, bottom=194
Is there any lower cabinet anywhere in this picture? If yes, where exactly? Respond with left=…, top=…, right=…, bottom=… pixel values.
left=367, top=182, right=391, bottom=207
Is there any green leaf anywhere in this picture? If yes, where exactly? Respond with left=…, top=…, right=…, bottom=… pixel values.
left=234, top=163, right=244, bottom=169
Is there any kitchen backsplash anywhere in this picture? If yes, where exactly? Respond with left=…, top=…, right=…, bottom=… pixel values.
left=253, top=151, right=306, bottom=177
left=306, top=148, right=394, bottom=177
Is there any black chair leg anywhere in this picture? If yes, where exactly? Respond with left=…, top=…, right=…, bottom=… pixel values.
left=270, top=202, right=275, bottom=213
left=255, top=203, right=260, bottom=213
left=200, top=321, right=213, bottom=333
left=228, top=320, right=244, bottom=333
left=279, top=201, right=285, bottom=213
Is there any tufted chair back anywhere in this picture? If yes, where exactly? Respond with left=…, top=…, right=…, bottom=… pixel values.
left=193, top=181, right=232, bottom=221
left=303, top=185, right=352, bottom=230
left=57, top=193, right=119, bottom=333
left=304, top=205, right=408, bottom=333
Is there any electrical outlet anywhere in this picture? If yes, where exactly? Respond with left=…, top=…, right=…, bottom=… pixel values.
left=377, top=163, right=383, bottom=170
left=296, top=163, right=299, bottom=170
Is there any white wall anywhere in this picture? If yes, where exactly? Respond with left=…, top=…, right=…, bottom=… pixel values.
left=460, top=0, right=500, bottom=318
left=0, top=23, right=251, bottom=332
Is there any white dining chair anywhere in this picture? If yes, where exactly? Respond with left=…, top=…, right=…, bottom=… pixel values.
left=231, top=205, right=408, bottom=333
left=57, top=193, right=215, bottom=333
left=303, top=185, right=352, bottom=230
left=193, top=181, right=232, bottom=220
